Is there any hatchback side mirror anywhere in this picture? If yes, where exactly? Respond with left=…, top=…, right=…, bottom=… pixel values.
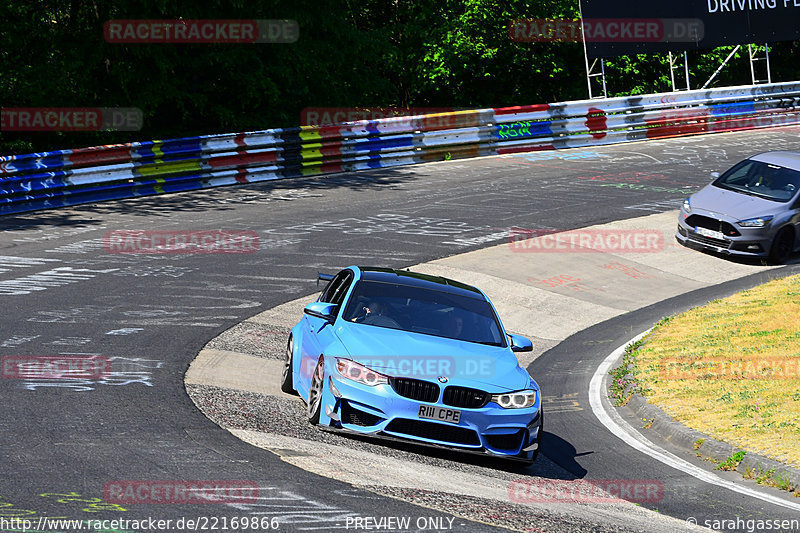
left=508, top=334, right=533, bottom=352
left=710, top=172, right=720, bottom=179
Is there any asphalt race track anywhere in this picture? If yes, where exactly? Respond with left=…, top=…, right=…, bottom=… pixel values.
left=1, top=126, right=800, bottom=532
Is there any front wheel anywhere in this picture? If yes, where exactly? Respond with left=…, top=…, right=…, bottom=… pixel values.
left=280, top=336, right=295, bottom=394
left=768, top=227, right=794, bottom=265
left=307, top=356, right=325, bottom=425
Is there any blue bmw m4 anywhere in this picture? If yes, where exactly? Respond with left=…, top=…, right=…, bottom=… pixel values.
left=281, top=266, right=543, bottom=463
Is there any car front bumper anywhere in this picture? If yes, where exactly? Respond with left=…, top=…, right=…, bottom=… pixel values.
left=322, top=373, right=542, bottom=459
left=675, top=209, right=774, bottom=257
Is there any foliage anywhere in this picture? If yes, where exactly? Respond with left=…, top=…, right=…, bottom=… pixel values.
left=608, top=337, right=652, bottom=407
left=1, top=0, right=798, bottom=155
left=716, top=450, right=746, bottom=471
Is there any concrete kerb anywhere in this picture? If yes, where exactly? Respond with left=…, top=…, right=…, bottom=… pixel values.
left=626, top=394, right=800, bottom=491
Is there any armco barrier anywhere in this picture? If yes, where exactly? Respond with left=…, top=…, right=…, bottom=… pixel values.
left=1, top=82, right=799, bottom=216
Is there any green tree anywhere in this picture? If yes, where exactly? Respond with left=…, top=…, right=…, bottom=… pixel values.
left=1, top=0, right=798, bottom=156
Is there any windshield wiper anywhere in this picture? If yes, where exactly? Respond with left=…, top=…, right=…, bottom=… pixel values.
left=719, top=183, right=758, bottom=197
left=472, top=340, right=504, bottom=347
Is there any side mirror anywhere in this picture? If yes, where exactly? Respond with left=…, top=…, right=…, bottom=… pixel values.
left=508, top=334, right=533, bottom=353
left=710, top=171, right=720, bottom=179
left=304, top=302, right=338, bottom=323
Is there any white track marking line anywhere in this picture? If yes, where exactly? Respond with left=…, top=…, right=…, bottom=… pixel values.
left=589, top=330, right=800, bottom=513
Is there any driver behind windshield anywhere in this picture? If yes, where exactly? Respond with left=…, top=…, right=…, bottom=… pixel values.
left=361, top=299, right=399, bottom=328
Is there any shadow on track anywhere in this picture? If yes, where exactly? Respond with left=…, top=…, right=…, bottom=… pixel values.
left=0, top=167, right=417, bottom=228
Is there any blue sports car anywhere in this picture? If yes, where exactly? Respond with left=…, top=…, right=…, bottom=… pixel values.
left=281, top=266, right=543, bottom=463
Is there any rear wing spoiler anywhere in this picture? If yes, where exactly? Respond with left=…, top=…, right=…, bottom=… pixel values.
left=317, top=272, right=334, bottom=286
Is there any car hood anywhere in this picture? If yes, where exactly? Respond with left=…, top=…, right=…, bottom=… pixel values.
left=691, top=185, right=784, bottom=219
left=332, top=322, right=533, bottom=392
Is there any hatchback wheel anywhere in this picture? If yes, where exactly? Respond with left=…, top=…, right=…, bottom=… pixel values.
left=768, top=227, right=794, bottom=264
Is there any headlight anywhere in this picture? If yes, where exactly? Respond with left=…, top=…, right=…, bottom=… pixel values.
left=491, top=389, right=537, bottom=409
left=682, top=198, right=691, bottom=214
left=737, top=216, right=773, bottom=228
left=335, top=358, right=388, bottom=386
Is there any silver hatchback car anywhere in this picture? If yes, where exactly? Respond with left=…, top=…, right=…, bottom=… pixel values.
left=676, top=151, right=800, bottom=263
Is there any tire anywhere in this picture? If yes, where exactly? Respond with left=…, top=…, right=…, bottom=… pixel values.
left=307, top=356, right=324, bottom=425
left=768, top=227, right=794, bottom=265
left=280, top=336, right=295, bottom=394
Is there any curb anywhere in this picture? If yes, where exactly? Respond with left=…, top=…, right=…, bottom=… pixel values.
left=626, top=393, right=800, bottom=492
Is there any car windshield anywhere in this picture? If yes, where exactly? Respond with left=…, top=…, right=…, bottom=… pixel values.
left=342, top=280, right=506, bottom=347
left=712, top=160, right=800, bottom=202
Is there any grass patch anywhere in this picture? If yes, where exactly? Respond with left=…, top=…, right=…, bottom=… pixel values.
left=619, top=274, right=800, bottom=469
left=608, top=337, right=652, bottom=406
left=744, top=467, right=799, bottom=495
left=716, top=450, right=746, bottom=471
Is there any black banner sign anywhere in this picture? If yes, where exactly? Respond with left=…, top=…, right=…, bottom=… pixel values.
left=579, top=0, right=800, bottom=57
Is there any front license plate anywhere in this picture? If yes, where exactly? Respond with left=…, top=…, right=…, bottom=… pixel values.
left=695, top=226, right=725, bottom=240
left=418, top=404, right=461, bottom=424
